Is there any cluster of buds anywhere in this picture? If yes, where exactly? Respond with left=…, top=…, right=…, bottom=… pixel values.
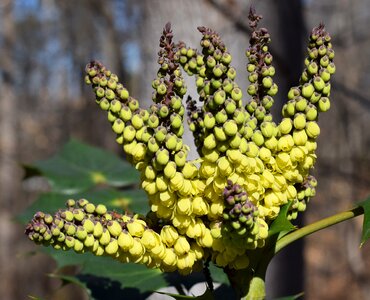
left=25, top=199, right=205, bottom=275
left=26, top=10, right=335, bottom=274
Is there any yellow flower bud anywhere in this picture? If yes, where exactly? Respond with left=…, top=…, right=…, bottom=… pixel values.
left=84, top=234, right=95, bottom=248
left=217, top=156, right=233, bottom=177
left=74, top=239, right=84, bottom=253
left=99, top=228, right=111, bottom=246
left=95, top=204, right=107, bottom=215
left=107, top=220, right=122, bottom=237
left=261, top=121, right=275, bottom=138
left=271, top=174, right=287, bottom=191
left=257, top=219, right=269, bottom=239
left=127, top=220, right=145, bottom=237
left=118, top=231, right=134, bottom=251
left=192, top=197, right=209, bottom=216
left=286, top=185, right=297, bottom=199
left=162, top=248, right=177, bottom=266
left=132, top=143, right=146, bottom=161
left=290, top=146, right=306, bottom=163
left=179, top=179, right=192, bottom=196
left=160, top=225, right=179, bottom=247
left=82, top=219, right=95, bottom=233
left=155, top=175, right=168, bottom=192
left=156, top=204, right=173, bottom=219
left=226, top=149, right=243, bottom=164
left=276, top=152, right=292, bottom=170
left=278, top=135, right=294, bottom=152
left=164, top=161, right=177, bottom=179
left=172, top=214, right=191, bottom=229
left=214, top=126, right=227, bottom=141
left=159, top=190, right=176, bottom=207
left=169, top=172, right=184, bottom=191
left=264, top=136, right=278, bottom=151
left=259, top=147, right=271, bottom=161
left=142, top=180, right=157, bottom=195
left=176, top=197, right=192, bottom=215
left=306, top=121, right=320, bottom=138
left=182, top=162, right=198, bottom=179
left=197, top=229, right=213, bottom=248
left=293, top=129, right=308, bottom=146
left=177, top=253, right=195, bottom=272
left=129, top=238, right=145, bottom=258
left=191, top=243, right=204, bottom=260
left=261, top=169, right=274, bottom=188
left=192, top=179, right=206, bottom=194
left=112, top=119, right=125, bottom=134
left=302, top=154, right=316, bottom=169
left=200, top=161, right=216, bottom=177
left=232, top=255, right=250, bottom=270
left=93, top=221, right=103, bottom=238
left=252, top=130, right=264, bottom=146
left=105, top=238, right=119, bottom=255
left=156, top=148, right=170, bottom=165
left=123, top=125, right=136, bottom=142
left=306, top=139, right=317, bottom=152
left=174, top=236, right=190, bottom=255
left=215, top=253, right=228, bottom=267
left=229, top=133, right=242, bottom=149
left=144, top=165, right=156, bottom=180
left=293, top=113, right=307, bottom=130
left=141, top=229, right=161, bottom=250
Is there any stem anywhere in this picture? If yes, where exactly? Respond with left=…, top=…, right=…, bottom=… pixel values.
left=275, top=206, right=363, bottom=254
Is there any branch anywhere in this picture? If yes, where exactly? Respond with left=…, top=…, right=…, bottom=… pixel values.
left=274, top=206, right=364, bottom=254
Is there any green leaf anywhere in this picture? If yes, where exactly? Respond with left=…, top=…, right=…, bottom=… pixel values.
left=23, top=139, right=139, bottom=194
left=155, top=288, right=214, bottom=300
left=358, top=196, right=370, bottom=246
left=16, top=188, right=149, bottom=224
left=268, top=202, right=296, bottom=237
left=208, top=264, right=229, bottom=286
left=42, top=247, right=167, bottom=294
left=48, top=273, right=92, bottom=298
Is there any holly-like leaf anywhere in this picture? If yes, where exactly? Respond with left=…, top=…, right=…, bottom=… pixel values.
left=23, top=139, right=139, bottom=194
left=358, top=196, right=370, bottom=246
left=208, top=264, right=229, bottom=286
left=42, top=247, right=167, bottom=294
left=16, top=188, right=149, bottom=224
left=268, top=202, right=296, bottom=237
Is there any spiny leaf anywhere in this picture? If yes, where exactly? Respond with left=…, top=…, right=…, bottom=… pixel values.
left=42, top=248, right=167, bottom=293
left=268, top=202, right=296, bottom=237
left=358, top=195, right=370, bottom=246
left=23, top=139, right=139, bottom=194
left=208, top=264, right=229, bottom=286
left=48, top=273, right=91, bottom=296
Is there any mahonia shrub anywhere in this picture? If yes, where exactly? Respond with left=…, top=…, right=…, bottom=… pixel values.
left=25, top=10, right=335, bottom=277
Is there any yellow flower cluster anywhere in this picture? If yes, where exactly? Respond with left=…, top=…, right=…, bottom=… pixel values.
left=26, top=199, right=203, bottom=274
left=26, top=12, right=334, bottom=274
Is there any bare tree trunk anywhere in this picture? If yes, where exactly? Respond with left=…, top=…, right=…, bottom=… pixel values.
left=0, top=0, right=19, bottom=298
left=265, top=1, right=305, bottom=298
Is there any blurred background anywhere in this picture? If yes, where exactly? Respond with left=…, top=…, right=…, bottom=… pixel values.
left=1, top=0, right=370, bottom=299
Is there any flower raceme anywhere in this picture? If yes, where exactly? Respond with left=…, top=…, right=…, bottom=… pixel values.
left=26, top=11, right=334, bottom=274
